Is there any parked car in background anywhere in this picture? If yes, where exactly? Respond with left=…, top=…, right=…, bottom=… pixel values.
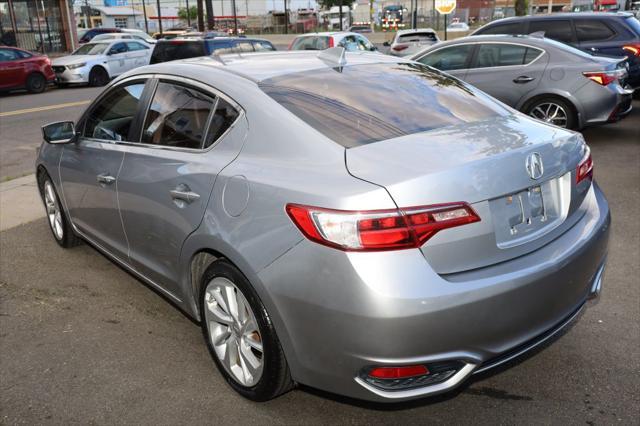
left=289, top=32, right=376, bottom=51
left=36, top=48, right=610, bottom=403
left=52, top=40, right=152, bottom=87
left=0, top=46, right=54, bottom=93
left=92, top=32, right=156, bottom=45
left=413, top=35, right=633, bottom=129
left=152, top=28, right=198, bottom=40
left=471, top=12, right=640, bottom=89
left=150, top=37, right=276, bottom=64
left=78, top=28, right=122, bottom=44
left=348, top=25, right=373, bottom=33
left=385, top=28, right=440, bottom=56
left=447, top=22, right=470, bottom=33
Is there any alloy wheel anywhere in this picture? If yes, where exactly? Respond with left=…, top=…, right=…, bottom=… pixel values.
left=44, top=180, right=64, bottom=240
left=528, top=102, right=569, bottom=128
left=204, top=277, right=264, bottom=387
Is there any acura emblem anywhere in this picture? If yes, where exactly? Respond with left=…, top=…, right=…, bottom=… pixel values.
left=526, top=152, right=544, bottom=180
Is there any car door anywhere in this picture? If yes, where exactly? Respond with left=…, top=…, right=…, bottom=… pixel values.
left=414, top=43, right=475, bottom=80
left=0, top=48, right=23, bottom=89
left=124, top=41, right=151, bottom=71
left=116, top=78, right=247, bottom=296
left=463, top=43, right=547, bottom=107
left=106, top=42, right=129, bottom=76
left=59, top=79, right=149, bottom=260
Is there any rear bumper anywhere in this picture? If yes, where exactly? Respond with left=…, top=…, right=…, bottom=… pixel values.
left=257, top=183, right=611, bottom=402
left=578, top=82, right=633, bottom=127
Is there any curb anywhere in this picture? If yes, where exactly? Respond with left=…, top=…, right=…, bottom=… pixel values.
left=0, top=174, right=45, bottom=232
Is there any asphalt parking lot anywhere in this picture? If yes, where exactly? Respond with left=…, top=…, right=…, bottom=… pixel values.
left=0, top=86, right=638, bottom=424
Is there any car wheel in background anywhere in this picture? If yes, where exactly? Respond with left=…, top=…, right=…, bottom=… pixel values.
left=26, top=73, right=46, bottom=93
left=523, top=96, right=577, bottom=130
left=37, top=171, right=81, bottom=248
left=200, top=259, right=294, bottom=401
left=88, top=66, right=109, bottom=87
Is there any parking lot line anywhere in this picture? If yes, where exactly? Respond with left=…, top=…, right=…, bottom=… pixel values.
left=0, top=100, right=91, bottom=117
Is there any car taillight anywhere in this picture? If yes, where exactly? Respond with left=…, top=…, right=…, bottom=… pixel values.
left=583, top=70, right=625, bottom=86
left=328, top=37, right=334, bottom=48
left=576, top=146, right=594, bottom=184
left=622, top=43, right=640, bottom=57
left=392, top=44, right=408, bottom=51
left=286, top=202, right=480, bottom=252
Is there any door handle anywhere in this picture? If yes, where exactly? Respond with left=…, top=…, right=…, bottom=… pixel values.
left=96, top=174, right=115, bottom=185
left=513, top=76, right=535, bottom=84
left=170, top=185, right=200, bottom=204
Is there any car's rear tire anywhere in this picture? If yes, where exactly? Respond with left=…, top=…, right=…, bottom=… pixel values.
left=37, top=171, right=81, bottom=248
left=26, top=72, right=46, bottom=93
left=200, top=259, right=293, bottom=401
left=88, top=67, right=109, bottom=87
left=522, top=96, right=578, bottom=130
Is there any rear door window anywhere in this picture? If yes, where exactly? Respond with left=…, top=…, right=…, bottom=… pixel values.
left=575, top=19, right=616, bottom=42
left=207, top=39, right=235, bottom=55
left=0, top=48, right=19, bottom=61
left=259, top=63, right=507, bottom=148
left=528, top=20, right=575, bottom=43
left=235, top=41, right=255, bottom=53
left=252, top=40, right=276, bottom=51
left=126, top=41, right=149, bottom=51
left=417, top=44, right=474, bottom=71
left=474, top=44, right=529, bottom=68
left=291, top=36, right=329, bottom=50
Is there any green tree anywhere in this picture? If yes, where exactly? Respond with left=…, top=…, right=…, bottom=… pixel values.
left=178, top=6, right=198, bottom=21
left=515, top=0, right=529, bottom=16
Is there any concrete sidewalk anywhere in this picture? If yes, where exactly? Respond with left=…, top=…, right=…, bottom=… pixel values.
left=0, top=174, right=44, bottom=232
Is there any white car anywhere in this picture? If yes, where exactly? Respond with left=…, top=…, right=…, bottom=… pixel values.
left=92, top=32, right=156, bottom=45
left=447, top=22, right=470, bottom=32
left=385, top=29, right=440, bottom=57
left=288, top=32, right=377, bottom=52
left=51, top=40, right=152, bottom=87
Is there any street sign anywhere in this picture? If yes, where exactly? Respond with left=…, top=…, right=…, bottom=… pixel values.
left=435, top=0, right=456, bottom=14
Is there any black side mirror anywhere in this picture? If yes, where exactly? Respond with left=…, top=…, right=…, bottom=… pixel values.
left=42, top=121, right=76, bottom=144
left=383, top=41, right=390, bottom=47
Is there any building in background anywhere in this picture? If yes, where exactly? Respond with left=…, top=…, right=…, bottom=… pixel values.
left=0, top=0, right=77, bottom=53
left=75, top=5, right=143, bottom=29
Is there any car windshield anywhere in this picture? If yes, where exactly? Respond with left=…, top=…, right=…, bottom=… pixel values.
left=73, top=43, right=108, bottom=55
left=398, top=32, right=437, bottom=42
left=259, top=62, right=508, bottom=148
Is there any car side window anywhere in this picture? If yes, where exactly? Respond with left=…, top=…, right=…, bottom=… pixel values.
left=528, top=20, right=574, bottom=43
left=235, top=41, right=255, bottom=53
left=339, top=35, right=359, bottom=51
left=110, top=42, right=128, bottom=54
left=126, top=41, right=148, bottom=51
left=479, top=22, right=526, bottom=35
left=204, top=98, right=240, bottom=148
left=84, top=82, right=146, bottom=141
left=141, top=82, right=215, bottom=149
left=474, top=44, right=529, bottom=68
left=417, top=45, right=473, bottom=71
left=575, top=19, right=616, bottom=42
left=252, top=40, right=275, bottom=51
left=0, top=48, right=19, bottom=61
left=524, top=47, right=543, bottom=64
left=355, top=35, right=374, bottom=51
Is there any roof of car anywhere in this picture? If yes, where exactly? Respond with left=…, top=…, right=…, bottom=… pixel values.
left=484, top=11, right=634, bottom=22
left=145, top=50, right=408, bottom=83
left=396, top=28, right=437, bottom=35
left=295, top=32, right=355, bottom=37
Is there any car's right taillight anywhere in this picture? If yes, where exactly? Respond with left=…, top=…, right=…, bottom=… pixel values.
left=583, top=68, right=626, bottom=86
left=328, top=37, right=335, bottom=48
left=392, top=44, right=408, bottom=52
left=286, top=202, right=480, bottom=252
left=576, top=146, right=594, bottom=185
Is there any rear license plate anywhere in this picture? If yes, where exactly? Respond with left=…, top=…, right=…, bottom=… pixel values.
left=490, top=173, right=572, bottom=249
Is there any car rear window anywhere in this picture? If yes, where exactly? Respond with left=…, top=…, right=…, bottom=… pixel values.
left=626, top=17, right=640, bottom=35
left=398, top=32, right=437, bottom=42
left=291, top=36, right=330, bottom=50
left=259, top=63, right=507, bottom=148
left=150, top=40, right=206, bottom=64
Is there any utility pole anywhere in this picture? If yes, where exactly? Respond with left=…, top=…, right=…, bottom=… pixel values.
left=197, top=0, right=204, bottom=31
left=84, top=0, right=91, bottom=29
left=284, top=0, right=288, bottom=34
left=205, top=0, right=214, bottom=30
left=339, top=0, right=343, bottom=31
left=231, top=0, right=238, bottom=34
left=142, top=0, right=149, bottom=33
left=185, top=0, right=191, bottom=27
left=156, top=0, right=163, bottom=34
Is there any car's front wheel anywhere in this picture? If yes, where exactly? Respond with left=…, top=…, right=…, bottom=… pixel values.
left=37, top=172, right=80, bottom=248
left=88, top=66, right=109, bottom=87
left=200, top=260, right=293, bottom=401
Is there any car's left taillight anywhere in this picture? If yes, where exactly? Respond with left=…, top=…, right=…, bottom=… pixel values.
left=576, top=146, right=594, bottom=184
left=622, top=43, right=640, bottom=57
left=286, top=202, right=480, bottom=252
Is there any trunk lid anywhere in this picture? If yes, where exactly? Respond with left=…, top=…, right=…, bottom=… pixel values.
left=346, top=114, right=590, bottom=274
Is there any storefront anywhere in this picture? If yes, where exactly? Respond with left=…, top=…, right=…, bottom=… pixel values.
left=0, top=0, right=77, bottom=53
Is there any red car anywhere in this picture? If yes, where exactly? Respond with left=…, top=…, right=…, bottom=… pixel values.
left=0, top=47, right=55, bottom=94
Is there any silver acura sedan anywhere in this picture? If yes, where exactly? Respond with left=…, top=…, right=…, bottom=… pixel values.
left=36, top=49, right=610, bottom=403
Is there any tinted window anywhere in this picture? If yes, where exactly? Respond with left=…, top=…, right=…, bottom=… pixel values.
left=417, top=44, right=473, bottom=71
left=110, top=42, right=128, bottom=54
left=479, top=22, right=526, bottom=35
left=524, top=47, right=543, bottom=63
left=291, top=36, right=330, bottom=50
left=0, top=48, right=19, bottom=61
left=204, top=98, right=240, bottom=148
left=355, top=35, right=375, bottom=51
left=141, top=82, right=214, bottom=149
left=150, top=40, right=205, bottom=64
left=398, top=31, right=437, bottom=42
left=126, top=41, right=148, bottom=51
left=339, top=35, right=359, bottom=51
left=529, top=20, right=574, bottom=43
left=17, top=50, right=32, bottom=59
left=84, top=83, right=145, bottom=141
left=259, top=63, right=507, bottom=148
left=475, top=44, right=529, bottom=68
left=252, top=40, right=276, bottom=51
left=575, top=19, right=615, bottom=42
left=207, top=39, right=235, bottom=55
left=235, top=41, right=255, bottom=53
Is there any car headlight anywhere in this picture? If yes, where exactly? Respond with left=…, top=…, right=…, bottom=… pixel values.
left=67, top=63, right=86, bottom=70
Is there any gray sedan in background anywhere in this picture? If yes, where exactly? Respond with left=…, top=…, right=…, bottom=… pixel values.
left=36, top=50, right=610, bottom=403
left=412, top=34, right=633, bottom=129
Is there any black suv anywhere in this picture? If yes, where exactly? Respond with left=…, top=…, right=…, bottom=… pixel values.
left=472, top=12, right=640, bottom=88
left=150, top=37, right=276, bottom=64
